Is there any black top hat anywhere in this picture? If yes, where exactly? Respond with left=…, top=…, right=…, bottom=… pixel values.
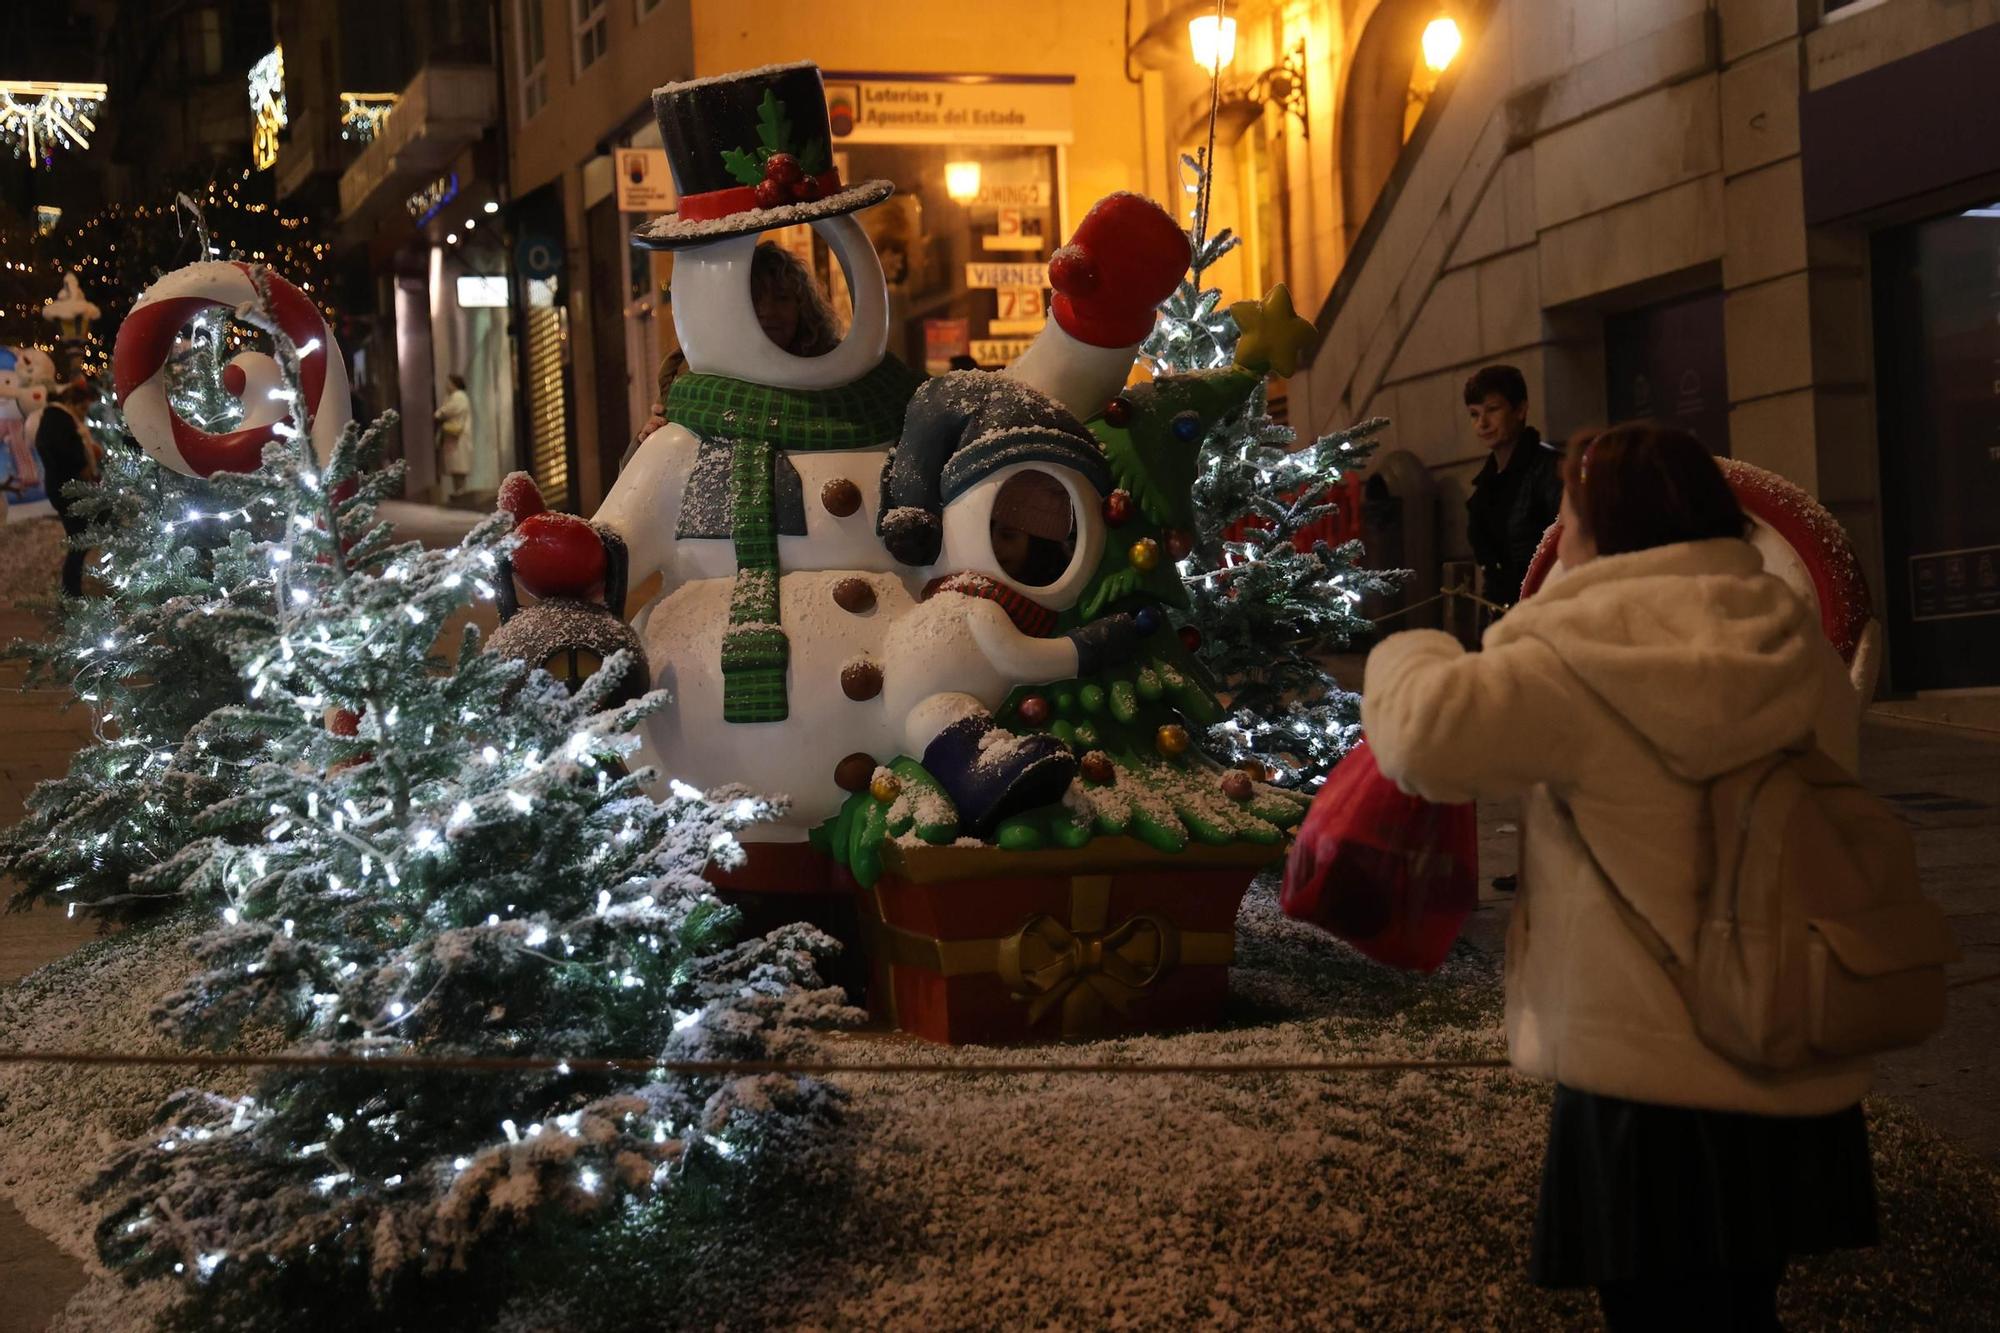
left=631, top=61, right=893, bottom=251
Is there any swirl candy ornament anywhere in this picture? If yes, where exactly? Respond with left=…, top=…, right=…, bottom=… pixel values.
left=113, top=260, right=351, bottom=476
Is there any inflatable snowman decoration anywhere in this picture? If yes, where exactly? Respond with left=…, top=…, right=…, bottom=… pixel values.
left=503, top=62, right=1191, bottom=839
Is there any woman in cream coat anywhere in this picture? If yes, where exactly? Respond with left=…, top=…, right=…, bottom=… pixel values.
left=1362, top=424, right=1875, bottom=1332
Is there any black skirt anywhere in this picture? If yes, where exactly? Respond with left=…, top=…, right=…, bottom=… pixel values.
left=1530, top=1084, right=1878, bottom=1288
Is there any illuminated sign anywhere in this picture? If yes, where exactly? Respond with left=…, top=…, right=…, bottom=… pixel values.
left=249, top=46, right=287, bottom=170
left=456, top=275, right=510, bottom=308
left=407, top=172, right=460, bottom=225
left=823, top=74, right=1073, bottom=145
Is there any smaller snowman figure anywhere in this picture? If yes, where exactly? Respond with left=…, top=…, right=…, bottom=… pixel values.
left=869, top=192, right=1194, bottom=832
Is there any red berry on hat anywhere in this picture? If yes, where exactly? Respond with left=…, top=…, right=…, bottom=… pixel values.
left=764, top=152, right=803, bottom=185
left=753, top=179, right=786, bottom=210
left=794, top=176, right=824, bottom=203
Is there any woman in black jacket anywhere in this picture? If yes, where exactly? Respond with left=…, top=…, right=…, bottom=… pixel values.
left=34, top=381, right=102, bottom=596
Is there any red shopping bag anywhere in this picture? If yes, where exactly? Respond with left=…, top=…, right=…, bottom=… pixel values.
left=1280, top=740, right=1477, bottom=972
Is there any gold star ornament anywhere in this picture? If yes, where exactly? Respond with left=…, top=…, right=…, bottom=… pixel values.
left=1227, top=283, right=1317, bottom=378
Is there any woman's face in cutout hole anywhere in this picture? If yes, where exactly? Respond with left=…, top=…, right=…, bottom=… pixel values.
left=989, top=469, right=1078, bottom=588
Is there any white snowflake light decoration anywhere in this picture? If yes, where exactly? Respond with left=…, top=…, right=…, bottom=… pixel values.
left=248, top=46, right=287, bottom=171
left=0, top=80, right=107, bottom=166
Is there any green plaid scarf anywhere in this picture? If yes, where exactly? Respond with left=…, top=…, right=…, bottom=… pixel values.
left=666, top=357, right=923, bottom=452
left=667, top=358, right=924, bottom=722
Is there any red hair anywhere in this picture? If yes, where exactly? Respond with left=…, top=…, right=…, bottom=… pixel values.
left=1562, top=423, right=1749, bottom=556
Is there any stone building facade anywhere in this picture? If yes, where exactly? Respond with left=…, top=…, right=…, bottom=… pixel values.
left=1292, top=0, right=2000, bottom=697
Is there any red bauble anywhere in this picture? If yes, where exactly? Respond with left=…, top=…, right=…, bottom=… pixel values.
left=753, top=179, right=787, bottom=210
left=513, top=512, right=607, bottom=598
left=764, top=152, right=803, bottom=185
left=1102, top=396, right=1133, bottom=428
left=1164, top=528, right=1194, bottom=561
left=1178, top=624, right=1203, bottom=652
left=1102, top=489, right=1134, bottom=527
left=221, top=361, right=247, bottom=397
left=1016, top=694, right=1052, bottom=727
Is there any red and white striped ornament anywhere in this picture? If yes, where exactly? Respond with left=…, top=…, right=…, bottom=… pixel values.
left=113, top=261, right=351, bottom=476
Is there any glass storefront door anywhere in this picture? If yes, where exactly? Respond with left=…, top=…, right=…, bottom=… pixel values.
left=1872, top=202, right=2000, bottom=691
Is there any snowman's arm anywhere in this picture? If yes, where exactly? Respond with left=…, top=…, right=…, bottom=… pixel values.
left=590, top=422, right=697, bottom=612
left=967, top=608, right=1082, bottom=685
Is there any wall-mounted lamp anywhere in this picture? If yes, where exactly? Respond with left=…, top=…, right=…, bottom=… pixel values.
left=1210, top=36, right=1311, bottom=142
left=944, top=160, right=983, bottom=203
left=1188, top=15, right=1238, bottom=73
left=1421, top=17, right=1462, bottom=72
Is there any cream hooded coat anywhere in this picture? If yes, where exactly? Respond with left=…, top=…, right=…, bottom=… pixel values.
left=1362, top=539, right=1871, bottom=1116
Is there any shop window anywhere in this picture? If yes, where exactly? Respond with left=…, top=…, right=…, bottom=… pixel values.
left=523, top=278, right=571, bottom=511
left=573, top=0, right=609, bottom=75
left=185, top=7, right=224, bottom=77
left=517, top=0, right=548, bottom=120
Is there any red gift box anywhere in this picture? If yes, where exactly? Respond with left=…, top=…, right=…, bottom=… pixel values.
left=857, top=838, right=1281, bottom=1044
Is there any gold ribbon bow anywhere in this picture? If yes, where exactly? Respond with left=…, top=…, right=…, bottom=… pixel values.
left=996, top=911, right=1181, bottom=1033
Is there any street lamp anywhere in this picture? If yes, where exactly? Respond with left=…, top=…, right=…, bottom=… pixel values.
left=1189, top=15, right=1238, bottom=73
left=1421, top=17, right=1462, bottom=72
left=944, top=160, right=982, bottom=203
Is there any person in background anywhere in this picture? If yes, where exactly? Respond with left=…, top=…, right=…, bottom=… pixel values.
left=433, top=373, right=473, bottom=500
left=626, top=243, right=842, bottom=466
left=1364, top=423, right=1874, bottom=1332
left=1463, top=364, right=1562, bottom=615
left=37, top=380, right=104, bottom=596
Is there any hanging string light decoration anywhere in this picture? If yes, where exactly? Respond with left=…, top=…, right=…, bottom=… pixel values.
left=0, top=80, right=107, bottom=166
left=0, top=174, right=331, bottom=357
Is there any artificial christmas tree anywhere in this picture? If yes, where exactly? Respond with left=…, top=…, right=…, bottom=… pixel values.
left=1148, top=186, right=1397, bottom=792
left=0, top=258, right=854, bottom=1326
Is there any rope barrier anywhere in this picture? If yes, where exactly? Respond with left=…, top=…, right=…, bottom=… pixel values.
left=0, top=1047, right=1513, bottom=1079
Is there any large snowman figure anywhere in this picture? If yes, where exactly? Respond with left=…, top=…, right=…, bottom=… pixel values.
left=513, top=63, right=1189, bottom=839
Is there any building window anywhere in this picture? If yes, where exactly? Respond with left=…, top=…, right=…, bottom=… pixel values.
left=185, top=7, right=224, bottom=77
left=636, top=0, right=664, bottom=17
left=517, top=0, right=548, bottom=120
left=573, top=0, right=609, bottom=75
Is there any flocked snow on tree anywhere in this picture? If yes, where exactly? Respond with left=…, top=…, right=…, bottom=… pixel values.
left=1148, top=157, right=1397, bottom=790
left=0, top=303, right=297, bottom=915
left=0, top=266, right=859, bottom=1326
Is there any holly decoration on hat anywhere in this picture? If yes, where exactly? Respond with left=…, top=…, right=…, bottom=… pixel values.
left=724, top=90, right=833, bottom=208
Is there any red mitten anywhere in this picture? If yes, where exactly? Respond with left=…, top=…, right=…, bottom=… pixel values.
left=513, top=513, right=606, bottom=598
left=1048, top=192, right=1191, bottom=349
left=498, top=471, right=606, bottom=598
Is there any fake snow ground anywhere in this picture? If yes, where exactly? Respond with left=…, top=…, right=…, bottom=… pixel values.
left=3, top=881, right=1996, bottom=1331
